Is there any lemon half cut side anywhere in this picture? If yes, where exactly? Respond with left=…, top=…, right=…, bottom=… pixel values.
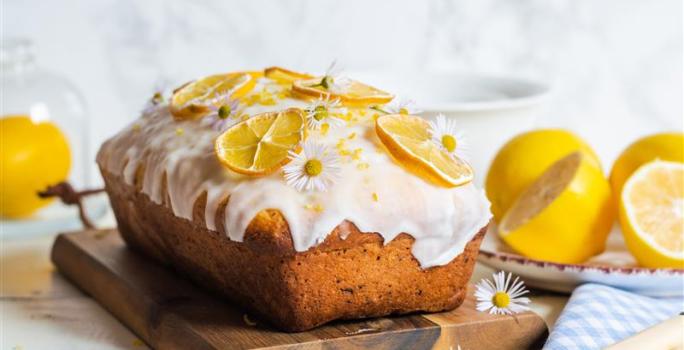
left=485, top=129, right=601, bottom=222
left=499, top=152, right=615, bottom=264
left=619, top=160, right=684, bottom=268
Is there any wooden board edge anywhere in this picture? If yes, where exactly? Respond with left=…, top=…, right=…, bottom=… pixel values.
left=50, top=232, right=215, bottom=350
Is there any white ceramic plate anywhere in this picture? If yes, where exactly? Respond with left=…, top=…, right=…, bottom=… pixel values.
left=478, top=225, right=684, bottom=297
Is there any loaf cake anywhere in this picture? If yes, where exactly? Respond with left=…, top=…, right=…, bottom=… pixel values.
left=97, top=66, right=492, bottom=332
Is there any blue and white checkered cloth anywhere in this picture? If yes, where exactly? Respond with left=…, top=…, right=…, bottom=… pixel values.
left=544, top=283, right=683, bottom=349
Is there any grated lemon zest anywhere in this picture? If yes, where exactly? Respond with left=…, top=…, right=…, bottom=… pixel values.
left=320, top=123, right=330, bottom=136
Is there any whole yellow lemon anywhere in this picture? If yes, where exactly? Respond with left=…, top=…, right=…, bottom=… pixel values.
left=1, top=115, right=71, bottom=218
left=609, top=132, right=684, bottom=196
left=486, top=129, right=601, bottom=222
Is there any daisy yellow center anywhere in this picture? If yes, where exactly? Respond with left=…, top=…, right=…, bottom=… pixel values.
left=441, top=134, right=457, bottom=153
left=152, top=92, right=163, bottom=104
left=321, top=76, right=334, bottom=89
left=492, top=292, right=510, bottom=308
left=218, top=105, right=231, bottom=119
left=313, top=106, right=328, bottom=121
left=399, top=107, right=409, bottom=115
left=304, top=159, right=323, bottom=177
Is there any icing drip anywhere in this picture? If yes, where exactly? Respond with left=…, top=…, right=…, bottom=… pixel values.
left=97, top=78, right=492, bottom=268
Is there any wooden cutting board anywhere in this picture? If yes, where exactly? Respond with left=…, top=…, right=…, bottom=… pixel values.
left=51, top=229, right=548, bottom=350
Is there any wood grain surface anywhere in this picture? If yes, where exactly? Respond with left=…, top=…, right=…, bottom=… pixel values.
left=51, top=229, right=548, bottom=349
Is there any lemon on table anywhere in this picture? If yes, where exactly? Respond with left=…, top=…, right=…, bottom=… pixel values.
left=498, top=152, right=615, bottom=264
left=171, top=72, right=256, bottom=120
left=619, top=160, right=683, bottom=268
left=264, top=67, right=313, bottom=84
left=0, top=115, right=71, bottom=218
left=292, top=77, right=393, bottom=106
left=610, top=132, right=684, bottom=197
left=375, top=114, right=473, bottom=187
left=486, top=129, right=601, bottom=222
left=215, top=108, right=305, bottom=175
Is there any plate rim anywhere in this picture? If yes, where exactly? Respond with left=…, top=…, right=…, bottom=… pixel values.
left=478, top=248, right=684, bottom=276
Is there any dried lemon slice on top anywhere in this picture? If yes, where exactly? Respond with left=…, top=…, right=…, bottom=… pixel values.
left=171, top=72, right=255, bottom=120
left=292, top=77, right=393, bottom=107
left=215, top=108, right=305, bottom=175
left=375, top=114, right=473, bottom=187
left=264, top=67, right=313, bottom=84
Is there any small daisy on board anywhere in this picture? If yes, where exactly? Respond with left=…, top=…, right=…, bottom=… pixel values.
left=475, top=271, right=531, bottom=315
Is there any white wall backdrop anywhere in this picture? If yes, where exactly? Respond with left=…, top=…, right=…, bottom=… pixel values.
left=3, top=0, right=682, bottom=183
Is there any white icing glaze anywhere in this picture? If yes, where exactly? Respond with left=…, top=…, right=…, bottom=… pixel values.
left=97, top=78, right=492, bottom=268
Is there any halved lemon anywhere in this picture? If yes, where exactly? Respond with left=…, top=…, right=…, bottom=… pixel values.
left=171, top=72, right=255, bottom=120
left=486, top=129, right=601, bottom=222
left=215, top=108, right=305, bottom=175
left=610, top=132, right=684, bottom=197
left=292, top=77, right=393, bottom=106
left=619, top=160, right=683, bottom=268
left=264, top=67, right=313, bottom=84
left=375, top=114, right=473, bottom=187
left=499, top=152, right=615, bottom=264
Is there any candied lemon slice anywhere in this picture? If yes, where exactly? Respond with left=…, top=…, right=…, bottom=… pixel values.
left=264, top=67, right=313, bottom=84
left=375, top=114, right=473, bottom=187
left=292, top=77, right=393, bottom=107
left=171, top=72, right=255, bottom=120
left=499, top=152, right=615, bottom=264
left=215, top=108, right=305, bottom=175
left=620, top=160, right=684, bottom=268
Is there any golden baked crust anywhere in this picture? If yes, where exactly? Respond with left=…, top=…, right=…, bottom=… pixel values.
left=101, top=166, right=488, bottom=331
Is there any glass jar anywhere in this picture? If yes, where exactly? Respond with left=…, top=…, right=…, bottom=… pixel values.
left=1, top=38, right=98, bottom=235
left=1, top=38, right=90, bottom=186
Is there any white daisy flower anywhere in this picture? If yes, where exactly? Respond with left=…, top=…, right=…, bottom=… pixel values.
left=305, top=96, right=346, bottom=130
left=318, top=60, right=352, bottom=94
left=204, top=94, right=241, bottom=132
left=384, top=98, right=422, bottom=115
left=428, top=114, right=469, bottom=160
left=475, top=271, right=531, bottom=315
left=283, top=140, right=341, bottom=192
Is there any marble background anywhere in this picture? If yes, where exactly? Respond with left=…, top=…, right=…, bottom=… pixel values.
left=4, top=0, right=682, bottom=185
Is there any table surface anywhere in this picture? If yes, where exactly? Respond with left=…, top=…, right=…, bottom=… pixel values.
left=1, top=210, right=569, bottom=350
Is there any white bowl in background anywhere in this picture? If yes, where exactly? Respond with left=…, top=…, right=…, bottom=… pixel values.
left=350, top=72, right=550, bottom=184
